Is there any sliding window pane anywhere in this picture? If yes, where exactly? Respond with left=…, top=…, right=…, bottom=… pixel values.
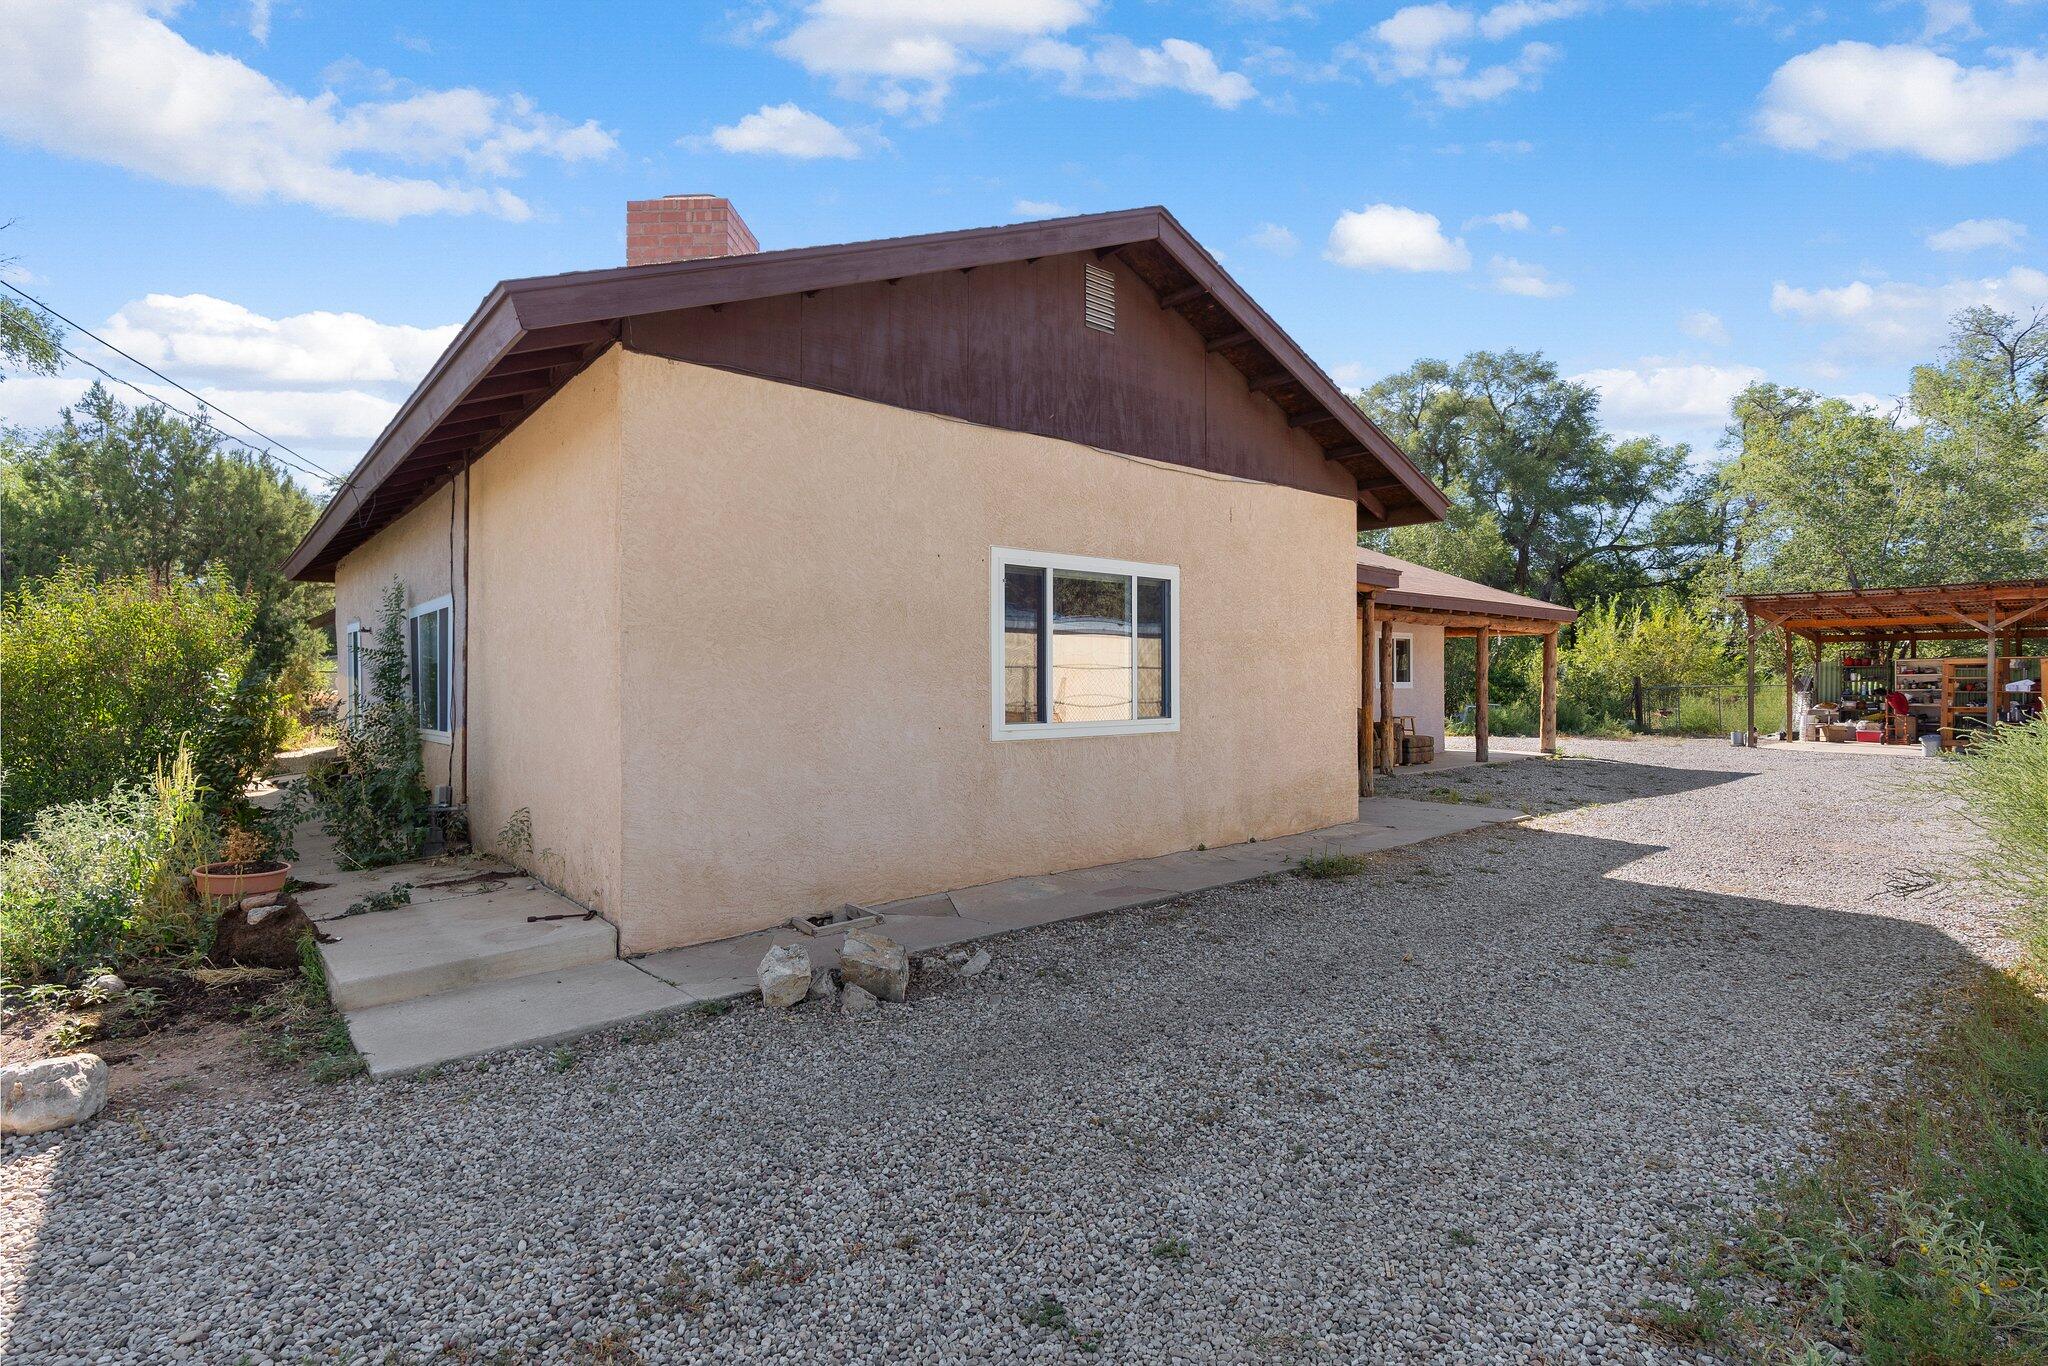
left=1052, top=570, right=1134, bottom=722
left=1002, top=567, right=1045, bottom=724
left=1136, top=577, right=1169, bottom=719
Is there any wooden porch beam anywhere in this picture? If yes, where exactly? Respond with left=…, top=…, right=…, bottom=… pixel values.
left=1540, top=628, right=1558, bottom=755
left=1204, top=329, right=1255, bottom=353
left=1474, top=628, right=1491, bottom=764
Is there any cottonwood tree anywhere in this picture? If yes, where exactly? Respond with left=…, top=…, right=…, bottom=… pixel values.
left=1356, top=349, right=1720, bottom=606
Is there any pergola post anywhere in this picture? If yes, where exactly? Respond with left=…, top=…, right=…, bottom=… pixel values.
left=1988, top=608, right=2000, bottom=731
left=1539, top=628, right=1559, bottom=755
left=1744, top=610, right=1757, bottom=740
left=1378, top=616, right=1396, bottom=772
left=1358, top=594, right=1375, bottom=798
left=1474, top=628, right=1491, bottom=764
left=1781, top=624, right=1794, bottom=741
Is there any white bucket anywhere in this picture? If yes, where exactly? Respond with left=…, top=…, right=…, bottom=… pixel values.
left=1921, top=734, right=1943, bottom=758
left=1729, top=731, right=1748, bottom=747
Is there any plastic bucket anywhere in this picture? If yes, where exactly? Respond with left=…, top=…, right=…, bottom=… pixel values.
left=1921, top=734, right=1943, bottom=758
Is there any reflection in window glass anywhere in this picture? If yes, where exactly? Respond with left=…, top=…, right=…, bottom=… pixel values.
left=1136, top=577, right=1169, bottom=719
left=1394, top=636, right=1413, bottom=685
left=1003, top=567, right=1045, bottom=724
left=1052, top=569, right=1133, bottom=722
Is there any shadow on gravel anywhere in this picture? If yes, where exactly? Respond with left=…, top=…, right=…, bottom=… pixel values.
left=1385, top=750, right=1756, bottom=815
left=0, top=817, right=1987, bottom=1363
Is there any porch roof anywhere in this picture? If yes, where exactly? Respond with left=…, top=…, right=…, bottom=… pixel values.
left=1355, top=548, right=1577, bottom=634
left=1731, top=578, right=2048, bottom=643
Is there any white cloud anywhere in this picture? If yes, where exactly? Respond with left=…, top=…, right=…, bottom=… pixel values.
left=1918, top=0, right=1976, bottom=40
left=99, top=293, right=458, bottom=386
left=1361, top=0, right=1573, bottom=103
left=1926, top=217, right=2027, bottom=252
left=1571, top=362, right=1766, bottom=439
left=1372, top=3, right=1475, bottom=72
left=770, top=0, right=1097, bottom=117
left=1757, top=42, right=2048, bottom=166
left=1680, top=309, right=1730, bottom=345
left=1478, top=0, right=1589, bottom=41
left=0, top=0, right=615, bottom=222
left=1016, top=36, right=1257, bottom=107
left=1487, top=254, right=1571, bottom=296
left=1771, top=265, right=2048, bottom=357
left=248, top=0, right=273, bottom=44
left=1465, top=209, right=1532, bottom=231
left=688, top=103, right=866, bottom=159
left=1011, top=197, right=1073, bottom=218
left=1248, top=222, right=1299, bottom=255
left=0, top=290, right=461, bottom=477
left=1325, top=204, right=1471, bottom=272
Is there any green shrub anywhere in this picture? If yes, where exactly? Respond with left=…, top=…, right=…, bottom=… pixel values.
left=0, top=746, right=216, bottom=983
left=1949, top=716, right=2048, bottom=961
left=306, top=579, right=428, bottom=869
left=0, top=566, right=286, bottom=836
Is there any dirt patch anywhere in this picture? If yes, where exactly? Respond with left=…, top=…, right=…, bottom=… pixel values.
left=1, top=958, right=359, bottom=1110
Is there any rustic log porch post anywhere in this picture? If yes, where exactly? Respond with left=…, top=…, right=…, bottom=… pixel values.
left=1988, top=607, right=2000, bottom=731
left=1359, top=594, right=1375, bottom=797
left=1474, top=628, right=1491, bottom=764
left=1378, top=615, right=1396, bottom=772
left=1539, top=628, right=1558, bottom=755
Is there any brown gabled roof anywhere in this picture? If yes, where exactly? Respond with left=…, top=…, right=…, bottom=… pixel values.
left=1356, top=548, right=1577, bottom=629
left=285, top=206, right=1447, bottom=581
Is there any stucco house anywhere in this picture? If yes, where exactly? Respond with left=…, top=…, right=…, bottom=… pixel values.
left=286, top=199, right=1458, bottom=954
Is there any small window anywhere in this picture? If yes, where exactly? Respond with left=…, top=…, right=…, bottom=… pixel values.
left=408, top=596, right=454, bottom=739
left=992, top=550, right=1177, bottom=739
left=345, top=622, right=365, bottom=706
left=1393, top=634, right=1414, bottom=687
left=1083, top=261, right=1115, bottom=332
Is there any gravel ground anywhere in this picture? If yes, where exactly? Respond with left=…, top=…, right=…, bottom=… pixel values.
left=0, top=739, right=2015, bottom=1364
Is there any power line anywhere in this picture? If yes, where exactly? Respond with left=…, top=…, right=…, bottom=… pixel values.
left=1, top=278, right=341, bottom=488
left=45, top=339, right=340, bottom=488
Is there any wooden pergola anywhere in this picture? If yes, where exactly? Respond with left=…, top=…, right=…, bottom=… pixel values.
left=1732, top=578, right=2048, bottom=739
left=1356, top=550, right=1577, bottom=793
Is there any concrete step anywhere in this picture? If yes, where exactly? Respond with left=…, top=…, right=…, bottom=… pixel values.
left=320, top=888, right=618, bottom=1012
left=344, top=961, right=697, bottom=1078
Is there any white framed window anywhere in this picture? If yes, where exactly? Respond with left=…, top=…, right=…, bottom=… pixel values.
left=1393, top=634, right=1414, bottom=688
left=407, top=595, right=454, bottom=741
left=344, top=621, right=365, bottom=705
left=990, top=548, right=1179, bottom=741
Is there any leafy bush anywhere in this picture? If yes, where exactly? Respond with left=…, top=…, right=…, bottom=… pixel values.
left=1536, top=594, right=1741, bottom=733
left=306, top=580, right=428, bottom=869
left=0, top=566, right=287, bottom=836
left=0, top=746, right=215, bottom=983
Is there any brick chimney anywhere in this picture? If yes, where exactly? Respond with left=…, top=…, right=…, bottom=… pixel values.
left=625, top=195, right=759, bottom=267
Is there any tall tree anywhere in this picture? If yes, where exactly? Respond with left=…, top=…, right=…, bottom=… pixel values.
left=1720, top=308, right=2048, bottom=591
left=1357, top=350, right=1718, bottom=605
left=2, top=382, right=322, bottom=595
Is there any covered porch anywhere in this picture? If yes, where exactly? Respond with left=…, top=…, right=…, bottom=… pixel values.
left=1733, top=578, right=2048, bottom=750
left=1355, top=549, right=1578, bottom=794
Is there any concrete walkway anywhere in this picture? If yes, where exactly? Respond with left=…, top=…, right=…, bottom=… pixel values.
left=314, top=794, right=1523, bottom=1077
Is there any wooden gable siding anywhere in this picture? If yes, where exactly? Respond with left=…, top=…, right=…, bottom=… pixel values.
left=621, top=251, right=1357, bottom=503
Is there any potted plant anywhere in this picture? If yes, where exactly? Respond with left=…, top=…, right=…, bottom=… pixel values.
left=192, top=826, right=292, bottom=901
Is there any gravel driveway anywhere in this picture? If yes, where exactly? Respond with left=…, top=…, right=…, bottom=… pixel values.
left=0, top=739, right=2012, bottom=1363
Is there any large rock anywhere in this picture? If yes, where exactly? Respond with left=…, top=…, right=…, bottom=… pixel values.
left=838, top=929, right=909, bottom=1003
left=839, top=983, right=879, bottom=1019
left=1, top=1054, right=109, bottom=1135
left=756, top=943, right=812, bottom=1009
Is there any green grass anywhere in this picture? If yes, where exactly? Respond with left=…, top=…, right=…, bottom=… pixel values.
left=1293, top=852, right=1371, bottom=880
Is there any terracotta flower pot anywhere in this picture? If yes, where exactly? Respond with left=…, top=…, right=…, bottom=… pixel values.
left=191, top=861, right=292, bottom=901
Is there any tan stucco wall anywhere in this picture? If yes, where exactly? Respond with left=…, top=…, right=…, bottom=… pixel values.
left=464, top=351, right=626, bottom=916
left=612, top=352, right=1358, bottom=952
left=1395, top=622, right=1448, bottom=746
left=333, top=482, right=459, bottom=792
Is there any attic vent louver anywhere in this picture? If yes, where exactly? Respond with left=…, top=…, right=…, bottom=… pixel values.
left=1083, top=262, right=1116, bottom=332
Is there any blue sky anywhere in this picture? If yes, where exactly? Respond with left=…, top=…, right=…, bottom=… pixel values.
left=1, top=0, right=2042, bottom=484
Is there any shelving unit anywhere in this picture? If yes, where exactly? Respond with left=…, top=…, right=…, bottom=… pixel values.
left=1894, top=659, right=1942, bottom=731
left=1942, top=659, right=1989, bottom=750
